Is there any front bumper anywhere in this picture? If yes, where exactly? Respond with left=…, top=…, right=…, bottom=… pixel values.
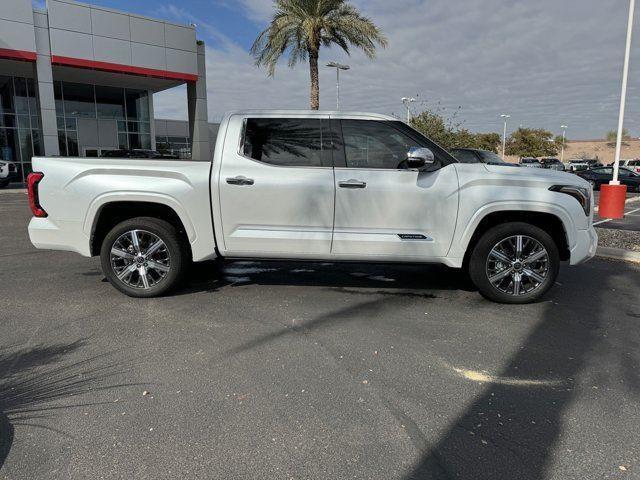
left=570, top=226, right=598, bottom=265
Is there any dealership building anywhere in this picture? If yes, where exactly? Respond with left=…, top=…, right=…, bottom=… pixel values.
left=1, top=0, right=214, bottom=183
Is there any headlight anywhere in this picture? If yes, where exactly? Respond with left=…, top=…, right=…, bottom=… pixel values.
left=549, top=185, right=591, bottom=216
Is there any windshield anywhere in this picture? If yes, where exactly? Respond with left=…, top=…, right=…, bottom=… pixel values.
left=477, top=151, right=507, bottom=164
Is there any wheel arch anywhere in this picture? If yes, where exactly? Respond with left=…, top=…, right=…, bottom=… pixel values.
left=89, top=200, right=192, bottom=258
left=462, top=210, right=571, bottom=268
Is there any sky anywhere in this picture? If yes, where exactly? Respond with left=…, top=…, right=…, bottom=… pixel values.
left=40, top=0, right=640, bottom=139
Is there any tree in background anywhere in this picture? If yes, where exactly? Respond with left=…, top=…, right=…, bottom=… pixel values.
left=554, top=134, right=568, bottom=152
left=505, top=128, right=558, bottom=158
left=474, top=133, right=502, bottom=153
left=606, top=128, right=631, bottom=146
left=410, top=107, right=501, bottom=152
left=251, top=0, right=387, bottom=110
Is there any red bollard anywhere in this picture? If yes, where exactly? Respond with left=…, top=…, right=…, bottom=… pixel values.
left=598, top=183, right=627, bottom=219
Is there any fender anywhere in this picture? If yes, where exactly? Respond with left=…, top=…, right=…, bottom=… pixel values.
left=452, top=200, right=577, bottom=259
left=84, top=191, right=197, bottom=241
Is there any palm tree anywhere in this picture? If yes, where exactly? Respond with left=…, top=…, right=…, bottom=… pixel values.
left=251, top=0, right=387, bottom=110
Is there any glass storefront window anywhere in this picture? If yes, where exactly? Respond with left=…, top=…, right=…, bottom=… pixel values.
left=63, top=83, right=95, bottom=118
left=54, top=81, right=64, bottom=116
left=32, top=130, right=42, bottom=156
left=58, top=131, right=67, bottom=156
left=18, top=129, right=33, bottom=165
left=67, top=130, right=79, bottom=156
left=125, top=90, right=149, bottom=121
left=96, top=86, right=125, bottom=119
left=0, top=129, right=18, bottom=162
left=0, top=115, right=16, bottom=129
left=118, top=133, right=128, bottom=150
left=0, top=77, right=15, bottom=114
left=17, top=115, right=31, bottom=130
left=13, top=77, right=31, bottom=115
left=128, top=133, right=151, bottom=150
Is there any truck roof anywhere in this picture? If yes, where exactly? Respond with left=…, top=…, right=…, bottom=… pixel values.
left=223, top=110, right=398, bottom=121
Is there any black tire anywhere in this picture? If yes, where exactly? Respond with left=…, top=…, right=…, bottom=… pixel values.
left=100, top=217, right=189, bottom=298
left=0, top=179, right=9, bottom=189
left=468, top=222, right=560, bottom=304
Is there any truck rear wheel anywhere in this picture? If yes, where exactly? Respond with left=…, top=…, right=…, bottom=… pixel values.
left=100, top=217, right=189, bottom=298
left=468, top=222, right=559, bottom=304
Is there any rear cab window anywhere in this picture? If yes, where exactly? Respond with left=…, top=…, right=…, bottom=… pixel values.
left=240, top=118, right=331, bottom=167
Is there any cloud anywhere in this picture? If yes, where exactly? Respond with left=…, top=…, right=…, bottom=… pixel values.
left=154, top=0, right=640, bottom=139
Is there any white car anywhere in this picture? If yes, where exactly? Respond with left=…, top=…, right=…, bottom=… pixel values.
left=0, top=160, right=17, bottom=188
left=27, top=111, right=597, bottom=304
left=620, top=159, right=640, bottom=174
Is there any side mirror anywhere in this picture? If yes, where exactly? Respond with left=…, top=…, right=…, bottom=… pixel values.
left=407, top=147, right=435, bottom=169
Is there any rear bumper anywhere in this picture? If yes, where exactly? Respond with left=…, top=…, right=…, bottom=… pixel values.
left=570, top=226, right=598, bottom=265
left=28, top=217, right=91, bottom=257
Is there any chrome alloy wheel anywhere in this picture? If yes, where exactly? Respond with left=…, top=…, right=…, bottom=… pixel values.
left=110, top=230, right=171, bottom=289
left=485, top=235, right=549, bottom=296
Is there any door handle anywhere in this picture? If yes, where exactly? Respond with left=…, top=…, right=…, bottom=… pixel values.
left=226, top=176, right=254, bottom=186
left=338, top=179, right=367, bottom=189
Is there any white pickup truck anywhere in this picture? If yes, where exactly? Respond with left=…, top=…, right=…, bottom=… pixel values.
left=27, top=111, right=597, bottom=303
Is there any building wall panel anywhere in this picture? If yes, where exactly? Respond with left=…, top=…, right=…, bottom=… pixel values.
left=93, top=36, right=132, bottom=65
left=91, top=9, right=131, bottom=41
left=130, top=17, right=164, bottom=46
left=0, top=18, right=37, bottom=53
left=166, top=48, right=197, bottom=76
left=49, top=28, right=94, bottom=59
left=48, top=0, right=92, bottom=35
left=131, top=43, right=167, bottom=71
left=0, top=0, right=34, bottom=25
left=164, top=24, right=196, bottom=52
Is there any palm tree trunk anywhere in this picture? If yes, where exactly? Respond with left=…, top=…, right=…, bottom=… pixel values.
left=309, top=49, right=320, bottom=110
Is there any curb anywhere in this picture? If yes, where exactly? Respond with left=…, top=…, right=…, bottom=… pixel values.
left=596, top=246, right=640, bottom=264
left=0, top=188, right=27, bottom=194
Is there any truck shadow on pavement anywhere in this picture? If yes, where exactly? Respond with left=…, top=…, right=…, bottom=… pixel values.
left=401, top=260, right=640, bottom=480
left=181, top=259, right=475, bottom=296
left=0, top=340, right=136, bottom=470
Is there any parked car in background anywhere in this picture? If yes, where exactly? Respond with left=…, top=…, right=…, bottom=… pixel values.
left=450, top=148, right=519, bottom=166
left=101, top=149, right=164, bottom=159
left=576, top=166, right=640, bottom=192
left=520, top=157, right=542, bottom=168
left=567, top=159, right=602, bottom=172
left=0, top=160, right=18, bottom=188
left=619, top=159, right=640, bottom=174
left=540, top=158, right=565, bottom=171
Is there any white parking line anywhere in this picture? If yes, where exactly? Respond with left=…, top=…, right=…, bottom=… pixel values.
left=594, top=206, right=640, bottom=226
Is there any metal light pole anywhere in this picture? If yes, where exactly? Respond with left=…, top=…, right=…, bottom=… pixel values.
left=612, top=0, right=635, bottom=184
left=326, top=62, right=350, bottom=110
left=560, top=125, right=568, bottom=162
left=600, top=0, right=635, bottom=219
left=402, top=97, right=416, bottom=123
left=500, top=114, right=510, bottom=159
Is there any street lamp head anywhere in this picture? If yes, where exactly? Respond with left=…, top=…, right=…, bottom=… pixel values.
left=326, top=61, right=350, bottom=70
left=402, top=97, right=416, bottom=103
left=561, top=125, right=568, bottom=129
left=500, top=114, right=511, bottom=119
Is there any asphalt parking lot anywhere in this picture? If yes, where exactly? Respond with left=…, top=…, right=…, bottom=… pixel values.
left=1, top=190, right=640, bottom=480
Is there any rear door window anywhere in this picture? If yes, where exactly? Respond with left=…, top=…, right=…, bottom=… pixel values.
left=241, top=118, right=326, bottom=167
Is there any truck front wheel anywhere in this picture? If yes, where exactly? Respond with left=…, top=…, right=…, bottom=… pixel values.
left=468, top=222, right=560, bottom=304
left=100, top=217, right=189, bottom=298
